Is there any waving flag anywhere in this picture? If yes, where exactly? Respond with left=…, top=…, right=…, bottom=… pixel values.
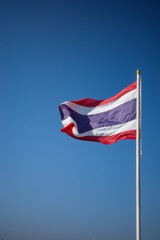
left=58, top=81, right=137, bottom=145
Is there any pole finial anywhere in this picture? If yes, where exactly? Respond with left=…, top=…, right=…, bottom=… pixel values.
left=137, top=69, right=141, bottom=75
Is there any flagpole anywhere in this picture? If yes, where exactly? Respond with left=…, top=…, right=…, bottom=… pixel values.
left=136, top=69, right=141, bottom=240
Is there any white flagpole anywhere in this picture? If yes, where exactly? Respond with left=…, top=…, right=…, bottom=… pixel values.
left=136, top=69, right=141, bottom=240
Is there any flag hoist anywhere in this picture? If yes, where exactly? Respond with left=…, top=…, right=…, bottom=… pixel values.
left=58, top=70, right=141, bottom=240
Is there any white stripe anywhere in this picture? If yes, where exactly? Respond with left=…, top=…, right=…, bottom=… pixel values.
left=62, top=116, right=77, bottom=128
left=62, top=89, right=137, bottom=116
left=72, top=119, right=136, bottom=137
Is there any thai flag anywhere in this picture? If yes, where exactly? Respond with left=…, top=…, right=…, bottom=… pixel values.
left=58, top=81, right=137, bottom=145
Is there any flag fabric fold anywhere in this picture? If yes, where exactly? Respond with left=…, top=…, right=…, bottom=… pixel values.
left=58, top=81, right=137, bottom=145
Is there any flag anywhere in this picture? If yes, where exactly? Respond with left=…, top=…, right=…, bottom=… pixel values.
left=58, top=81, right=137, bottom=145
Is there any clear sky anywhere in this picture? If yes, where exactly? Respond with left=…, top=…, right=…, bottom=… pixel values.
left=0, top=0, right=160, bottom=240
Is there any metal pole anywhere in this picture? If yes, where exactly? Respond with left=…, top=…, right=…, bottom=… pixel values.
left=136, top=69, right=141, bottom=240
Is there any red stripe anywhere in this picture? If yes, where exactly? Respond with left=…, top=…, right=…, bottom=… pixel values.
left=61, top=123, right=136, bottom=145
left=71, top=81, right=137, bottom=107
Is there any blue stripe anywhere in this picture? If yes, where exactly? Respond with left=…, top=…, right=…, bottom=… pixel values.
left=59, top=99, right=136, bottom=134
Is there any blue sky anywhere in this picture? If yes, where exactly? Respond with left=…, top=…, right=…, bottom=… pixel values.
left=0, top=0, right=160, bottom=240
